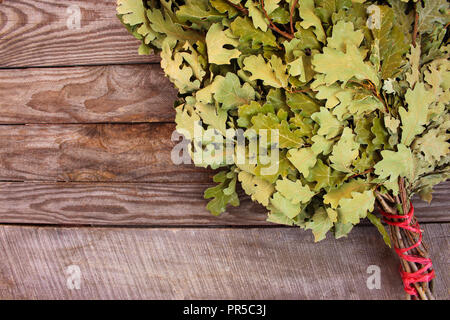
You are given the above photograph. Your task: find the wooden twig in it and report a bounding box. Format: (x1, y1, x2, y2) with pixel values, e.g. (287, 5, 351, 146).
(412, 10, 419, 47)
(380, 191, 395, 204)
(259, 0, 294, 40)
(375, 179, 435, 300)
(224, 0, 248, 15)
(289, 0, 299, 36)
(225, 0, 293, 40)
(349, 168, 374, 179)
(399, 178, 435, 300)
(289, 88, 312, 94)
(392, 192, 428, 300)
(348, 80, 389, 112)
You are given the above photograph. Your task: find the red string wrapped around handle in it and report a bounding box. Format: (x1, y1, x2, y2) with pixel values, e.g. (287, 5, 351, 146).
(379, 203, 435, 296)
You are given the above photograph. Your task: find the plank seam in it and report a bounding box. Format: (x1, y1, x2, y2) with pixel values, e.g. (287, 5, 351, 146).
(0, 121, 175, 126)
(0, 221, 446, 229)
(0, 61, 161, 70)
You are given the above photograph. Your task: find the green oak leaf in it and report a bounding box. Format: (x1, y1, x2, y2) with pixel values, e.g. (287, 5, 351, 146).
(250, 113, 304, 148)
(299, 0, 326, 43)
(287, 147, 317, 177)
(238, 101, 274, 128)
(264, 0, 281, 15)
(311, 135, 334, 156)
(275, 178, 315, 204)
(305, 207, 334, 242)
(195, 102, 228, 135)
(204, 170, 240, 215)
(243, 54, 289, 88)
(311, 107, 344, 139)
(238, 171, 275, 206)
(160, 39, 200, 94)
(324, 179, 369, 209)
(117, 0, 156, 43)
(210, 0, 239, 18)
(177, 0, 225, 24)
(270, 192, 302, 219)
(399, 83, 435, 146)
(175, 103, 201, 140)
(329, 127, 360, 173)
(214, 73, 256, 110)
(417, 0, 449, 35)
(312, 43, 380, 88)
(337, 190, 375, 225)
(206, 23, 241, 65)
(374, 144, 415, 182)
(371, 5, 410, 79)
(413, 128, 450, 163)
(306, 159, 341, 191)
(367, 212, 392, 248)
(286, 92, 320, 117)
(147, 7, 203, 43)
(327, 21, 364, 52)
(334, 222, 354, 239)
(246, 0, 268, 32)
(230, 17, 278, 48)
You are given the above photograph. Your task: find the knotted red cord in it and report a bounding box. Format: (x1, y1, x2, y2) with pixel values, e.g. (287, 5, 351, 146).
(379, 203, 435, 296)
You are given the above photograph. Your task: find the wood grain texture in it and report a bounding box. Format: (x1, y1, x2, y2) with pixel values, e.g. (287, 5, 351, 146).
(0, 181, 448, 226)
(0, 65, 176, 123)
(0, 123, 213, 182)
(0, 224, 448, 300)
(0, 0, 447, 302)
(0, 182, 267, 225)
(0, 0, 158, 67)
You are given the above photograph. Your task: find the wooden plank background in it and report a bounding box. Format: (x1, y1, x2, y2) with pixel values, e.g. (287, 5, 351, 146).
(0, 0, 448, 300)
(0, 123, 213, 182)
(0, 65, 177, 123)
(0, 224, 448, 300)
(0, 0, 158, 67)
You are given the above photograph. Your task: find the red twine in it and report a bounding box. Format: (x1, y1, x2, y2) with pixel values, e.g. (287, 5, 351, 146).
(379, 203, 435, 296)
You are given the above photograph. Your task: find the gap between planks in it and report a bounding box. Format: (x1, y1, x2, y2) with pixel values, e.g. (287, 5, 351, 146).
(0, 61, 160, 70)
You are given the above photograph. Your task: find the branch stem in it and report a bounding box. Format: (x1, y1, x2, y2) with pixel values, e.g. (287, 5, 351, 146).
(260, 0, 294, 40)
(224, 0, 248, 15)
(289, 0, 299, 35)
(412, 10, 419, 47)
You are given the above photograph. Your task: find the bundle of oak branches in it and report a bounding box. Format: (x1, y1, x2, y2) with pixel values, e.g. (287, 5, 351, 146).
(117, 0, 449, 299)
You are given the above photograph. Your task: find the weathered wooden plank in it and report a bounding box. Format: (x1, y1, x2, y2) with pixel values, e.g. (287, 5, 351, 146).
(414, 181, 450, 221)
(0, 224, 447, 299)
(0, 0, 157, 67)
(0, 123, 213, 182)
(0, 65, 176, 123)
(0, 181, 448, 226)
(0, 182, 267, 225)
